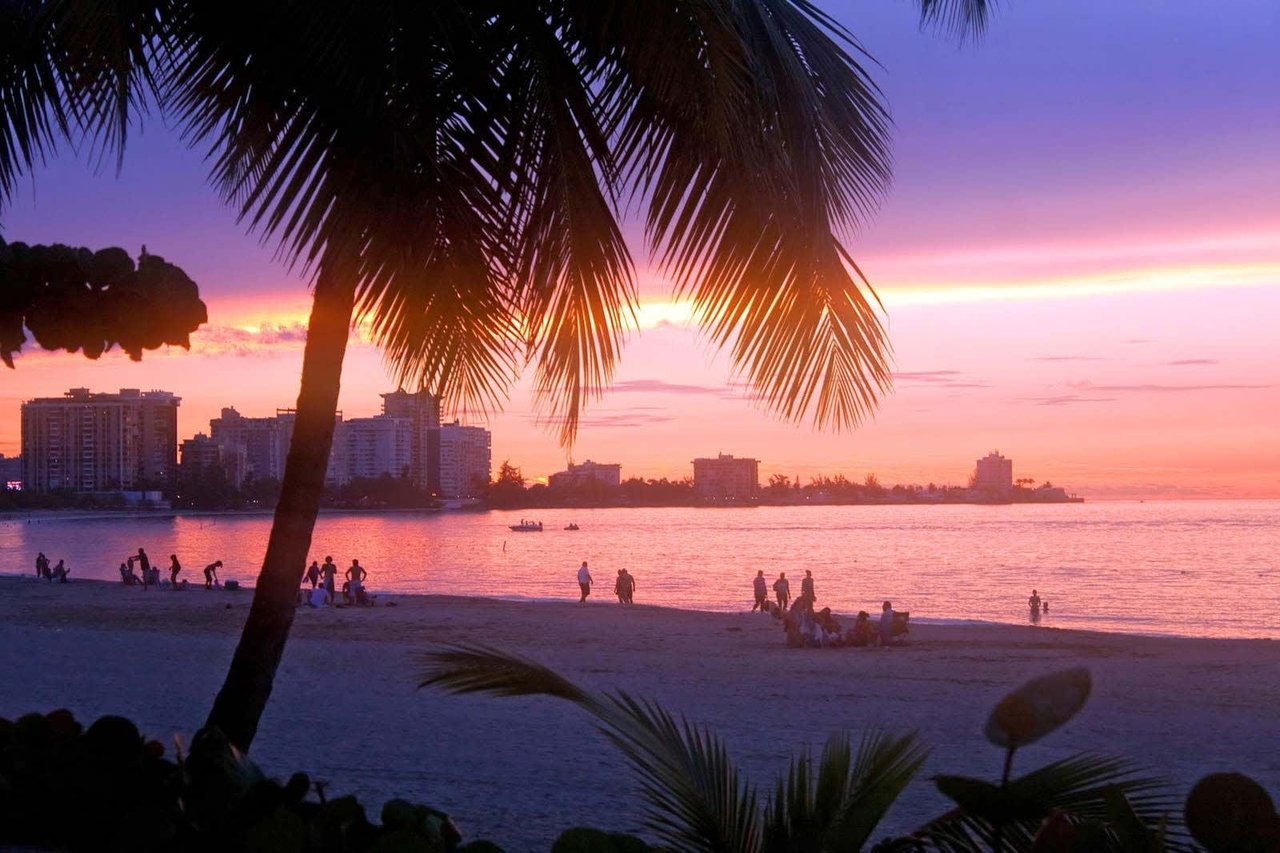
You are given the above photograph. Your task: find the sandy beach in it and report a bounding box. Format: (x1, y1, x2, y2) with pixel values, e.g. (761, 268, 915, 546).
(3, 576, 1279, 850)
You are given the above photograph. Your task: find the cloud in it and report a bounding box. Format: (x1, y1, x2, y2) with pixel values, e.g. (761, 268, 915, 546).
(191, 322, 311, 356)
(1028, 395, 1117, 406)
(1068, 381, 1270, 393)
(1166, 359, 1219, 366)
(578, 412, 677, 429)
(1029, 356, 1109, 362)
(891, 371, 991, 390)
(1122, 338, 1152, 344)
(605, 379, 734, 397)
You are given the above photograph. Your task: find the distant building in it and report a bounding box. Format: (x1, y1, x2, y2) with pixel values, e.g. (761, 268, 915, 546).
(974, 451, 1013, 493)
(437, 421, 491, 498)
(180, 433, 248, 488)
(380, 388, 440, 490)
(332, 416, 415, 484)
(21, 388, 180, 493)
(209, 406, 341, 483)
(549, 459, 622, 490)
(0, 454, 21, 489)
(692, 453, 759, 500)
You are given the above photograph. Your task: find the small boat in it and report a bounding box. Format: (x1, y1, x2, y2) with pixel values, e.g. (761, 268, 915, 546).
(564, 523, 580, 531)
(509, 521, 543, 532)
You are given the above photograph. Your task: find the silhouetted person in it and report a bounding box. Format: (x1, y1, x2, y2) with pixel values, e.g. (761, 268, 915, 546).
(135, 548, 152, 590)
(322, 556, 338, 604)
(169, 554, 182, 588)
(880, 600, 896, 647)
(203, 560, 222, 589)
(35, 552, 48, 579)
(49, 559, 69, 583)
(1028, 589, 1043, 622)
(577, 561, 592, 603)
(773, 572, 790, 610)
(345, 559, 368, 604)
(305, 560, 321, 589)
(752, 570, 768, 613)
(801, 569, 815, 601)
(615, 569, 635, 605)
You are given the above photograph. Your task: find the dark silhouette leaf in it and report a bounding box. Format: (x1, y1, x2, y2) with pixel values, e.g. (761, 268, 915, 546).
(985, 668, 1091, 749)
(1185, 773, 1279, 853)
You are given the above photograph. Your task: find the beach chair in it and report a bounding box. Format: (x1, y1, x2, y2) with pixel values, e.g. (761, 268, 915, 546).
(890, 612, 910, 644)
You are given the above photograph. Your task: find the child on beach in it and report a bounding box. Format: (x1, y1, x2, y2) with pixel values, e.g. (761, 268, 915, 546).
(204, 560, 222, 589)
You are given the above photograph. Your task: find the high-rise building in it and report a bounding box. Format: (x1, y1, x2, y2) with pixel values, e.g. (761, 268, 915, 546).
(437, 420, 491, 498)
(208, 406, 342, 483)
(0, 454, 22, 489)
(692, 453, 759, 500)
(21, 388, 180, 492)
(332, 416, 415, 484)
(380, 388, 440, 489)
(974, 450, 1013, 493)
(548, 459, 623, 490)
(179, 432, 248, 488)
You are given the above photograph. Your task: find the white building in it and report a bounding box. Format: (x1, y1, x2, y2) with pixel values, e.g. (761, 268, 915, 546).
(974, 451, 1013, 493)
(437, 421, 491, 498)
(332, 416, 415, 484)
(692, 453, 759, 500)
(548, 459, 622, 490)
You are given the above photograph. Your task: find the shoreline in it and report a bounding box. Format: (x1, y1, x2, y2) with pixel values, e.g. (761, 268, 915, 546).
(4, 575, 1279, 849)
(6, 576, 1273, 644)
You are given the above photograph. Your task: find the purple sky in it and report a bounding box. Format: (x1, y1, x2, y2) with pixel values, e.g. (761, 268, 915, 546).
(2, 0, 1278, 497)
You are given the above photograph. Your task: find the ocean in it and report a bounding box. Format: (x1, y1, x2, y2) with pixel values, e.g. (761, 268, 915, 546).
(3, 499, 1276, 639)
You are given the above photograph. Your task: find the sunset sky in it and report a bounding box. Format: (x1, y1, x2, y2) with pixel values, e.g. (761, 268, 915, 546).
(1, 0, 1277, 498)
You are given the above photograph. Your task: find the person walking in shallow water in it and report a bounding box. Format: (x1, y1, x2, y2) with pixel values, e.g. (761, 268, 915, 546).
(752, 570, 768, 613)
(614, 568, 635, 605)
(577, 561, 593, 603)
(1028, 589, 1043, 622)
(773, 572, 790, 611)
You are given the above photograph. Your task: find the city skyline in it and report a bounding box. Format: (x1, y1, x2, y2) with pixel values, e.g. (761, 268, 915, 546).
(2, 0, 1277, 499)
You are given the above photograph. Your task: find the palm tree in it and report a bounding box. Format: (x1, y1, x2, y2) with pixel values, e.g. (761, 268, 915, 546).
(1, 0, 991, 751)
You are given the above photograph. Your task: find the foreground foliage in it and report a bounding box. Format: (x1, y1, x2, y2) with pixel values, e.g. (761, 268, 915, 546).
(418, 651, 1217, 852)
(0, 710, 489, 852)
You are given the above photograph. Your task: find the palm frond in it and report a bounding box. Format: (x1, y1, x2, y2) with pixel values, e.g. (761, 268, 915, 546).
(419, 643, 760, 852)
(764, 730, 928, 851)
(0, 1, 67, 202)
(916, 0, 995, 41)
(915, 753, 1188, 852)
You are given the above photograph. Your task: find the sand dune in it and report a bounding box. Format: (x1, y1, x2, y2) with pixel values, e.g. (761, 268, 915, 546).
(3, 576, 1278, 850)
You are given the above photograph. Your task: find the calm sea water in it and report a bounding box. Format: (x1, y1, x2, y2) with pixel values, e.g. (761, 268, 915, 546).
(3, 500, 1276, 639)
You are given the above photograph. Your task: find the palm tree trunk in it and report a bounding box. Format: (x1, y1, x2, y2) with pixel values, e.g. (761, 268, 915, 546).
(205, 273, 355, 752)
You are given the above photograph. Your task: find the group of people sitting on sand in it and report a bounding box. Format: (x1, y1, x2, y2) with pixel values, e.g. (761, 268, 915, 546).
(34, 552, 70, 584)
(751, 569, 908, 648)
(299, 556, 375, 607)
(111, 548, 224, 591)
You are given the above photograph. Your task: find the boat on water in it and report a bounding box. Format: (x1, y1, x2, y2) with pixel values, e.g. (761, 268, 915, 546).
(509, 521, 544, 532)
(564, 523, 580, 531)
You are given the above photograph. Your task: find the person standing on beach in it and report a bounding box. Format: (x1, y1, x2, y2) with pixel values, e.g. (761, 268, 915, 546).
(752, 570, 768, 613)
(203, 560, 222, 589)
(773, 572, 790, 610)
(577, 561, 593, 603)
(615, 569, 635, 605)
(305, 560, 321, 589)
(169, 555, 182, 588)
(321, 556, 338, 604)
(879, 600, 896, 647)
(35, 552, 48, 579)
(801, 570, 816, 602)
(135, 548, 152, 590)
(346, 559, 368, 604)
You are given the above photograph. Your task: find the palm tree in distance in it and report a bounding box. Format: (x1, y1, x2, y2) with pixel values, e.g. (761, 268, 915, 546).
(0, 0, 990, 752)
